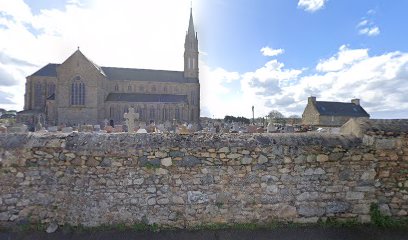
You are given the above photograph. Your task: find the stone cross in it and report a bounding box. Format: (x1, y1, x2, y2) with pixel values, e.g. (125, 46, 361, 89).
(124, 107, 139, 133)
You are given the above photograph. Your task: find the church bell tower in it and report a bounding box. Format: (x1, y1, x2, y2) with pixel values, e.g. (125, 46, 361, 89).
(184, 7, 199, 79)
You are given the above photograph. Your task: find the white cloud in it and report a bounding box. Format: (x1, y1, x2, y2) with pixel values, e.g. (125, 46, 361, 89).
(260, 47, 284, 57)
(316, 45, 368, 72)
(298, 0, 327, 12)
(359, 26, 380, 36)
(357, 11, 380, 37)
(202, 45, 408, 119)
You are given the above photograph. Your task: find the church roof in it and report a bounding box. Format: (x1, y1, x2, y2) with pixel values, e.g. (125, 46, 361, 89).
(106, 93, 188, 103)
(30, 64, 198, 83)
(314, 101, 370, 117)
(31, 63, 59, 77)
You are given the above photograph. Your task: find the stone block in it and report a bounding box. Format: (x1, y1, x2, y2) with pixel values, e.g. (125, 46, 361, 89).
(298, 204, 325, 217)
(187, 191, 209, 204)
(218, 147, 230, 153)
(346, 192, 364, 200)
(161, 157, 172, 167)
(360, 169, 376, 181)
(376, 139, 396, 150)
(317, 154, 329, 162)
(241, 157, 253, 165)
(326, 201, 351, 214)
(176, 156, 201, 167)
(258, 155, 268, 164)
(172, 196, 185, 204)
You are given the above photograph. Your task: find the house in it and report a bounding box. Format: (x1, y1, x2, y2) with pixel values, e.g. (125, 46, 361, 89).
(302, 96, 370, 127)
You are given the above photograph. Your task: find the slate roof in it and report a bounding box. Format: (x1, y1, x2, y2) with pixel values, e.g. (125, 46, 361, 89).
(31, 63, 58, 77)
(30, 64, 198, 83)
(106, 93, 188, 103)
(314, 101, 370, 117)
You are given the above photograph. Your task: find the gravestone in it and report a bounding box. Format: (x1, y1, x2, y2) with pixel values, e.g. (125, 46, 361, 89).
(62, 127, 73, 133)
(177, 125, 190, 135)
(47, 126, 58, 132)
(93, 125, 101, 132)
(139, 122, 146, 129)
(247, 125, 257, 134)
(104, 126, 113, 133)
(232, 122, 240, 132)
(156, 124, 165, 133)
(284, 126, 295, 133)
(267, 123, 276, 133)
(103, 119, 109, 128)
(136, 128, 147, 133)
(35, 121, 44, 132)
(124, 107, 139, 133)
(114, 125, 123, 133)
(80, 125, 93, 132)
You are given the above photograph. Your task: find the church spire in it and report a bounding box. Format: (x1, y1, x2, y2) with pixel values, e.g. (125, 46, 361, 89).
(187, 6, 195, 37)
(184, 6, 199, 79)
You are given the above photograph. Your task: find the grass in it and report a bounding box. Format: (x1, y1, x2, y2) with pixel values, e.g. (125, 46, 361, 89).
(3, 208, 408, 234)
(370, 203, 408, 228)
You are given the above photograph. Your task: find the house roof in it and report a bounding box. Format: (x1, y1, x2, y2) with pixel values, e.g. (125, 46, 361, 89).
(30, 63, 199, 83)
(314, 101, 370, 117)
(106, 93, 188, 103)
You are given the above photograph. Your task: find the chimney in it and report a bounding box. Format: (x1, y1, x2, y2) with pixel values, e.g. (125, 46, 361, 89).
(308, 96, 316, 104)
(351, 99, 360, 106)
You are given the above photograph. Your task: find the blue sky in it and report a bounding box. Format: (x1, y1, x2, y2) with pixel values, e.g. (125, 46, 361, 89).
(0, 0, 408, 119)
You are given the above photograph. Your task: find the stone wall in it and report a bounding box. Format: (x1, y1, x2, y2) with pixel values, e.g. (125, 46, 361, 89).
(0, 131, 407, 227)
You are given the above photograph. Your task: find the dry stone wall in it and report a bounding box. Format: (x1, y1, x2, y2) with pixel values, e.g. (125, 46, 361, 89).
(0, 132, 407, 227)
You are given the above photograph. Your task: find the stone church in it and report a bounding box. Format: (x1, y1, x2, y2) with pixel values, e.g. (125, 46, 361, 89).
(19, 9, 200, 127)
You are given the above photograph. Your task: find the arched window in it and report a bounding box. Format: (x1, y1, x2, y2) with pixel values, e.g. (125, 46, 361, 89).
(71, 77, 85, 105)
(175, 108, 180, 120)
(34, 83, 43, 107)
(128, 85, 132, 91)
(149, 107, 155, 120)
(114, 84, 119, 91)
(47, 83, 55, 98)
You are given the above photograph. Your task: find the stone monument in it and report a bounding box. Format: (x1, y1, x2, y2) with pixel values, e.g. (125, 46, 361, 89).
(124, 107, 139, 133)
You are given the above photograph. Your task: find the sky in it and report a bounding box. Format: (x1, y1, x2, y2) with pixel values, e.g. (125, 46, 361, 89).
(0, 0, 408, 119)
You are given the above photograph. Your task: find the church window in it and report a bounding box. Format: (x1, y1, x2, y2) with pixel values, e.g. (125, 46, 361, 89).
(114, 85, 119, 91)
(175, 108, 180, 120)
(128, 85, 132, 91)
(34, 83, 43, 107)
(149, 107, 155, 120)
(71, 80, 85, 105)
(47, 83, 55, 98)
(192, 58, 195, 69)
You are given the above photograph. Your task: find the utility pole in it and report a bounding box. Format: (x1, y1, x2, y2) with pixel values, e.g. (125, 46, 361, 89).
(252, 106, 254, 125)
